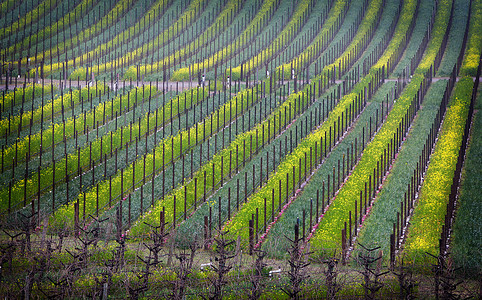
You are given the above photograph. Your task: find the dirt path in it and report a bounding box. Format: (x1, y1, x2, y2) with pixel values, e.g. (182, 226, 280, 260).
(1, 76, 480, 91)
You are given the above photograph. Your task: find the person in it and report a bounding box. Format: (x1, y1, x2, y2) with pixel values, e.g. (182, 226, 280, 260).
(88, 72, 95, 87)
(226, 76, 230, 89)
(113, 73, 119, 90)
(202, 74, 205, 86)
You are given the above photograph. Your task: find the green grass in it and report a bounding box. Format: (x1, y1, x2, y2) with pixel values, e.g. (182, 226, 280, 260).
(436, 0, 470, 76)
(0, 83, 55, 122)
(128, 83, 315, 238)
(450, 85, 482, 276)
(280, 0, 348, 76)
(125, 0, 240, 80)
(170, 0, 281, 81)
(0, 87, 137, 188)
(309, 0, 427, 254)
(172, 83, 341, 248)
(460, 0, 482, 76)
(355, 79, 448, 258)
(229, 0, 315, 80)
(8, 88, 220, 222)
(16, 0, 134, 64)
(390, 0, 435, 77)
(263, 81, 396, 258)
(33, 0, 183, 78)
(261, 0, 403, 257)
(340, 0, 401, 80)
(95, 84, 287, 238)
(403, 77, 473, 264)
(0, 84, 105, 140)
(0, 0, 61, 41)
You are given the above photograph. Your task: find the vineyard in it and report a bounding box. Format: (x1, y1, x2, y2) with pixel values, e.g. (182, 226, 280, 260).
(0, 0, 481, 298)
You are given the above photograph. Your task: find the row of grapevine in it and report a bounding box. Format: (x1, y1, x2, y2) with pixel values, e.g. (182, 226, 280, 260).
(8, 0, 137, 63)
(0, 85, 215, 215)
(219, 0, 410, 250)
(276, 0, 349, 77)
(220, 0, 391, 247)
(0, 0, 61, 40)
(129, 0, 392, 244)
(450, 0, 482, 274)
(460, 0, 482, 76)
(260, 0, 406, 256)
(309, 0, 452, 256)
(124, 0, 249, 80)
(127, 0, 383, 243)
(0, 0, 479, 282)
(0, 83, 55, 117)
(169, 0, 282, 81)
(172, 0, 399, 242)
(355, 0, 473, 263)
(229, 0, 317, 80)
(28, 0, 186, 77)
(49, 83, 264, 231)
(129, 81, 335, 237)
(404, 74, 477, 262)
(0, 84, 105, 140)
(3, 0, 99, 59)
(0, 0, 17, 16)
(77, 0, 211, 80)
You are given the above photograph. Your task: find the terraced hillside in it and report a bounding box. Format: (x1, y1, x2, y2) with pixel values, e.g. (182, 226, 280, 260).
(0, 0, 481, 298)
